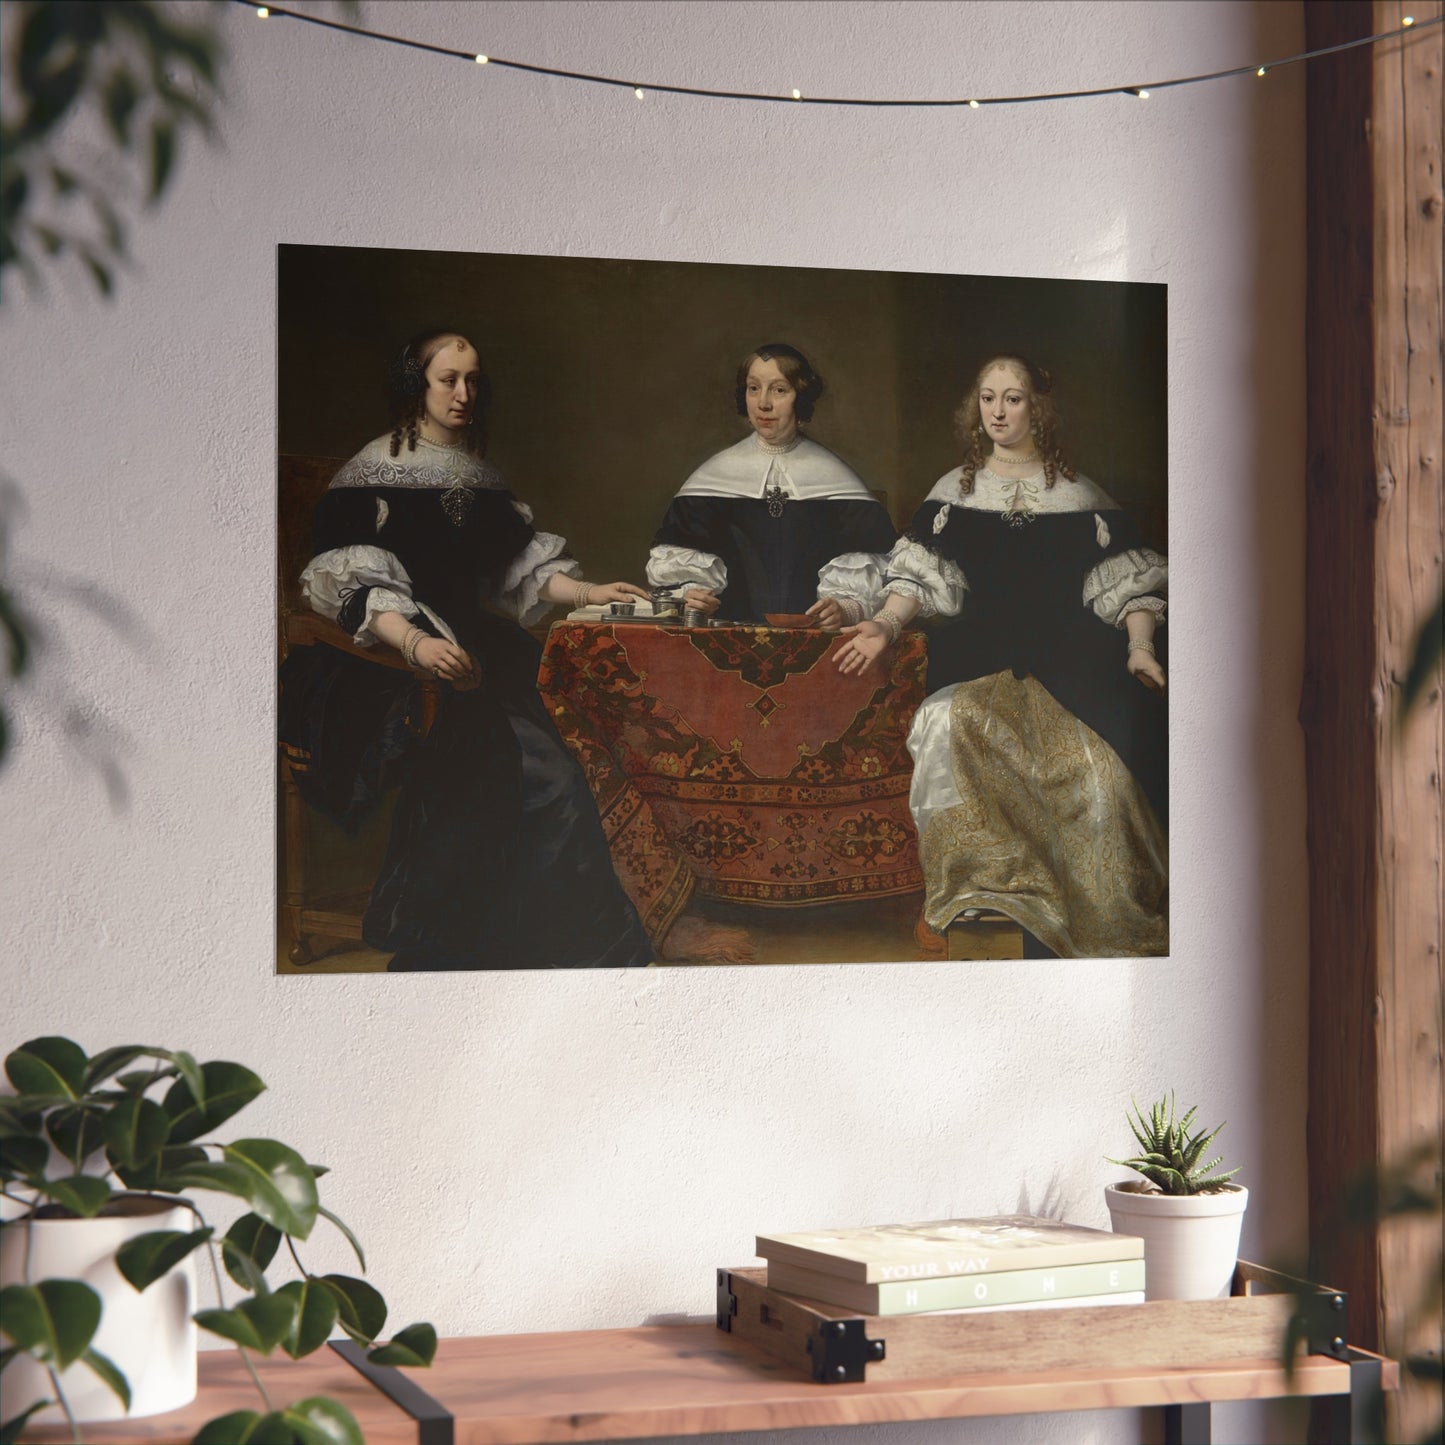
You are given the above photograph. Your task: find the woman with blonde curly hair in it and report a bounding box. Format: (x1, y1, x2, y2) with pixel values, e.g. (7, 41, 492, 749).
(832, 354, 1169, 959)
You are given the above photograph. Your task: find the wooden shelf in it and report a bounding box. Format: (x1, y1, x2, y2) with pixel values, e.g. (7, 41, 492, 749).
(19, 1320, 1398, 1445)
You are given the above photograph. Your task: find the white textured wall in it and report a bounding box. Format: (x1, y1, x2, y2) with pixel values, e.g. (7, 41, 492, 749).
(1, 3, 1307, 1442)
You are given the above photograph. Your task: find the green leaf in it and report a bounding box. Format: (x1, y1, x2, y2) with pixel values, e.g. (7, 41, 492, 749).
(6, 1037, 87, 1098)
(46, 1103, 108, 1167)
(162, 1061, 264, 1144)
(317, 1275, 386, 1346)
(116, 1226, 213, 1291)
(193, 1410, 298, 1445)
(276, 1278, 339, 1359)
(103, 1094, 171, 1169)
(282, 1397, 365, 1445)
(85, 1046, 199, 1105)
(81, 1346, 131, 1409)
(0, 1280, 101, 1367)
(317, 1205, 365, 1273)
(222, 1213, 281, 1289)
(195, 1292, 298, 1355)
(114, 1141, 207, 1192)
(0, 1400, 53, 1444)
(367, 1322, 437, 1368)
(220, 1139, 318, 1240)
(36, 1173, 112, 1216)
(0, 1134, 48, 1180)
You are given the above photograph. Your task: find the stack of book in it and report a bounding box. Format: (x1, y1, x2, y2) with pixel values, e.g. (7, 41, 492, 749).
(756, 1215, 1145, 1316)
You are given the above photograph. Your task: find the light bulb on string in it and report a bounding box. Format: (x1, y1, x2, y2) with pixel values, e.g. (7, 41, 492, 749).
(255, 4, 268, 14)
(968, 99, 979, 109)
(1257, 66, 1267, 77)
(1136, 89, 1149, 100)
(1403, 14, 1415, 24)
(475, 53, 488, 64)
(634, 86, 645, 100)
(791, 88, 802, 100)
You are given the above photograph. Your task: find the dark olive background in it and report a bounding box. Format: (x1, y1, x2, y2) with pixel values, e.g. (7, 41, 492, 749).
(278, 245, 1167, 586)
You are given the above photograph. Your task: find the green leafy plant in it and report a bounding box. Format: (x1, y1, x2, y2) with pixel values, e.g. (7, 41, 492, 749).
(1107, 1091, 1242, 1196)
(0, 1036, 436, 1444)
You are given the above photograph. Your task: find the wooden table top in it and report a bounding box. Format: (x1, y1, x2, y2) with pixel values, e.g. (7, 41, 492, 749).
(20, 1322, 1398, 1445)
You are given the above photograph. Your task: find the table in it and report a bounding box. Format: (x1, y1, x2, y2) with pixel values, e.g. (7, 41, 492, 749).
(22, 1321, 1396, 1445)
(537, 623, 928, 941)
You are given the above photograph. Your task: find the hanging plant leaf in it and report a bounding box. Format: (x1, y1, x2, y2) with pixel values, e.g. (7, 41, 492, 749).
(276, 1277, 339, 1359)
(79, 1346, 131, 1409)
(317, 1206, 365, 1273)
(222, 1212, 282, 1289)
(86, 1046, 202, 1109)
(220, 1139, 318, 1240)
(45, 1103, 107, 1167)
(317, 1274, 386, 1346)
(162, 1061, 263, 1143)
(0, 1280, 101, 1368)
(35, 1173, 112, 1217)
(6, 1036, 87, 1099)
(0, 1134, 49, 1181)
(282, 1396, 365, 1445)
(115, 1226, 213, 1291)
(367, 1322, 438, 1369)
(114, 1141, 207, 1192)
(102, 1094, 170, 1169)
(195, 1291, 299, 1355)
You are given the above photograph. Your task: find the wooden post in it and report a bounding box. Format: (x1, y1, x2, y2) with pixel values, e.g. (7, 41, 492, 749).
(1303, 3, 1443, 1439)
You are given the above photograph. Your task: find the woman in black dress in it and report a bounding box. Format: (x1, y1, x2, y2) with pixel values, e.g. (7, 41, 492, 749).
(832, 355, 1168, 958)
(646, 343, 897, 626)
(280, 330, 653, 970)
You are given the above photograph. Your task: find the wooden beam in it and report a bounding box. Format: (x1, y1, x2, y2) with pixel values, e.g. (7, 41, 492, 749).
(1304, 2, 1444, 1439)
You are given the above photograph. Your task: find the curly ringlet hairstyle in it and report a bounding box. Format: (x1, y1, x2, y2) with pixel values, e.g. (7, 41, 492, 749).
(953, 353, 1077, 494)
(734, 342, 825, 425)
(388, 328, 493, 458)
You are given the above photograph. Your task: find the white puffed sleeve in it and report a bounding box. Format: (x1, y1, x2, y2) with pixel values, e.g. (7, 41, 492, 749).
(646, 544, 728, 595)
(300, 546, 457, 645)
(881, 538, 968, 620)
(817, 552, 888, 625)
(1082, 548, 1168, 627)
(496, 501, 581, 628)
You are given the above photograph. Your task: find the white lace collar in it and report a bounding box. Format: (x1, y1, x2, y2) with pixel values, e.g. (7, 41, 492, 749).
(924, 465, 1118, 514)
(675, 433, 874, 502)
(329, 433, 510, 492)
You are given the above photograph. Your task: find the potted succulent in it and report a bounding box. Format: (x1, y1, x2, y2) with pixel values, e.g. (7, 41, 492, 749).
(1104, 1091, 1248, 1301)
(0, 1035, 436, 1443)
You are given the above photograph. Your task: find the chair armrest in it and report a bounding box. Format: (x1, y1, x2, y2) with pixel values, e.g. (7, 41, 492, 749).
(283, 609, 412, 673)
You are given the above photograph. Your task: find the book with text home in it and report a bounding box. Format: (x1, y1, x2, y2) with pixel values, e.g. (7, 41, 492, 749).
(756, 1215, 1143, 1284)
(766, 1256, 1146, 1315)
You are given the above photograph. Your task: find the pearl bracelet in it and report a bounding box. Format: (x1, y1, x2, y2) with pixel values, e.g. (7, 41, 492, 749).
(873, 607, 904, 645)
(1128, 638, 1156, 656)
(576, 581, 594, 608)
(402, 626, 424, 668)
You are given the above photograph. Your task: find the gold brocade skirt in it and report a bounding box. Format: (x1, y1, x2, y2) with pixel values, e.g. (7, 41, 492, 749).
(919, 672, 1169, 958)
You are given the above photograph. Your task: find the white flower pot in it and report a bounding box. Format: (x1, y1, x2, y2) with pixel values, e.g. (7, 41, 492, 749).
(0, 1194, 198, 1423)
(1104, 1181, 1249, 1301)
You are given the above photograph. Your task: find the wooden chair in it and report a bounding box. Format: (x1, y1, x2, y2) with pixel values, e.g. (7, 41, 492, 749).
(276, 455, 439, 965)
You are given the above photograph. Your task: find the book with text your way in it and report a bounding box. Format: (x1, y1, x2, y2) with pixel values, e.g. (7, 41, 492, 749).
(756, 1215, 1144, 1284)
(765, 1256, 1146, 1316)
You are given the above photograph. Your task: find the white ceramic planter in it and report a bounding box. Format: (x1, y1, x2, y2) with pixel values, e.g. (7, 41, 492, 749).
(0, 1194, 198, 1423)
(1104, 1181, 1249, 1301)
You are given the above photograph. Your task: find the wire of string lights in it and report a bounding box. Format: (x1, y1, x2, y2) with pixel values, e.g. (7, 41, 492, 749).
(238, 2, 1436, 108)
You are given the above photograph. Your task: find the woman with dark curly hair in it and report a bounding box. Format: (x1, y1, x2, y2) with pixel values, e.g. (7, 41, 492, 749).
(646, 342, 896, 626)
(279, 329, 653, 969)
(832, 354, 1169, 959)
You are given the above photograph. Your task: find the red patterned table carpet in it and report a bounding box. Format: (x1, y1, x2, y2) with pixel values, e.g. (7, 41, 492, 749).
(537, 622, 928, 942)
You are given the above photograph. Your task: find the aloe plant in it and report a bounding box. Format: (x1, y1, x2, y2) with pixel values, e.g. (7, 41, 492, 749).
(0, 1035, 435, 1444)
(1108, 1091, 1242, 1196)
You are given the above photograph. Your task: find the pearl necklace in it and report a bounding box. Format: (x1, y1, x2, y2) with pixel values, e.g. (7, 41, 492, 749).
(756, 433, 802, 456)
(418, 431, 465, 450)
(989, 450, 1040, 468)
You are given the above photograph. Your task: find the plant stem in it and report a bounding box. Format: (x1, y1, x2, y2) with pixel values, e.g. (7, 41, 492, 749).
(44, 1364, 81, 1445)
(201, 1227, 273, 1412)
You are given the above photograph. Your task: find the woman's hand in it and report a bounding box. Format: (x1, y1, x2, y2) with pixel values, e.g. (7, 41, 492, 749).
(585, 581, 650, 607)
(682, 587, 721, 616)
(414, 636, 481, 690)
(832, 620, 892, 676)
(1127, 650, 1166, 692)
(806, 596, 849, 631)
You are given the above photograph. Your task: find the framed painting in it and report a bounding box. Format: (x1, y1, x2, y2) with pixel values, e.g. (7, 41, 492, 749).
(276, 245, 1167, 972)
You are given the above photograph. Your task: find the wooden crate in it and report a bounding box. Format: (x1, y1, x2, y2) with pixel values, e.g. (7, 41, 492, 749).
(718, 1261, 1353, 1384)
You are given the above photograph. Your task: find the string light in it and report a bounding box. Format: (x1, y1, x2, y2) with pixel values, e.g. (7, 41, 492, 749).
(235, 2, 1440, 111)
